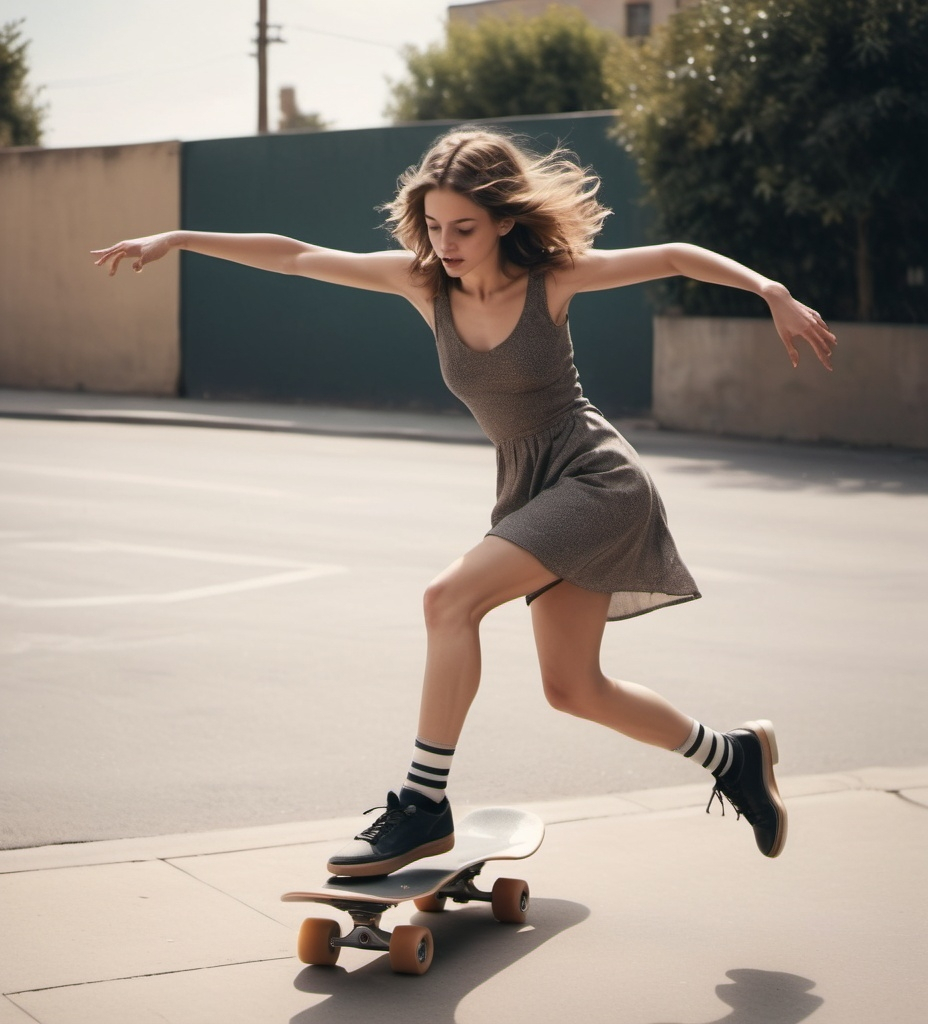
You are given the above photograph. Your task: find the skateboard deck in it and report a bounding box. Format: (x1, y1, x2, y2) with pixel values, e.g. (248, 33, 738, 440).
(281, 806, 544, 975)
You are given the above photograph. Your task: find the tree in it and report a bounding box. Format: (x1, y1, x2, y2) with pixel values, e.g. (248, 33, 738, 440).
(611, 0, 928, 323)
(385, 5, 621, 123)
(0, 20, 45, 147)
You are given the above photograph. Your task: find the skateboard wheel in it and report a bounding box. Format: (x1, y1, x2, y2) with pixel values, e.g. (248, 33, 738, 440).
(297, 917, 341, 966)
(491, 877, 530, 924)
(414, 893, 447, 913)
(389, 925, 434, 975)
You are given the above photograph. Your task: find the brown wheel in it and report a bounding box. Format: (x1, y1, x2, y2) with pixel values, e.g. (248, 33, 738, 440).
(491, 877, 530, 924)
(389, 925, 434, 975)
(297, 917, 341, 966)
(414, 892, 447, 913)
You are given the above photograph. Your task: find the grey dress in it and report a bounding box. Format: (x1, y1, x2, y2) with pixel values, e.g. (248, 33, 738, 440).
(433, 271, 700, 621)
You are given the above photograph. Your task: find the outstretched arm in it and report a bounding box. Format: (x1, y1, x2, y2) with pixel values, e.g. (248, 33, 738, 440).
(91, 230, 421, 300)
(556, 243, 837, 371)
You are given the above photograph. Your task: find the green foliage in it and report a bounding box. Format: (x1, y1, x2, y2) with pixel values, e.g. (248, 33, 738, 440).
(386, 5, 621, 122)
(611, 0, 928, 322)
(0, 19, 45, 147)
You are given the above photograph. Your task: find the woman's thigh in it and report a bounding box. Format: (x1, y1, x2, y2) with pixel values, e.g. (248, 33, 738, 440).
(530, 581, 610, 683)
(425, 535, 558, 624)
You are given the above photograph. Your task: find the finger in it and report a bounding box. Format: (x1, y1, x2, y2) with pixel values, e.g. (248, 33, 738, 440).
(808, 327, 835, 371)
(780, 332, 800, 368)
(818, 340, 835, 370)
(109, 252, 125, 276)
(133, 255, 144, 273)
(811, 312, 836, 346)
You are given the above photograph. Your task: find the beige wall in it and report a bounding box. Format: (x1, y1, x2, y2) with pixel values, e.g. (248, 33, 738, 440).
(653, 317, 928, 449)
(0, 141, 181, 395)
(449, 0, 696, 35)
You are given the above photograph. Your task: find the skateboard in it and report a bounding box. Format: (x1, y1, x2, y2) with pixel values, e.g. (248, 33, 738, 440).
(281, 806, 545, 975)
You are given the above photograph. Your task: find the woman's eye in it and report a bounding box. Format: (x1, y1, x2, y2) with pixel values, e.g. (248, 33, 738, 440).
(458, 229, 473, 237)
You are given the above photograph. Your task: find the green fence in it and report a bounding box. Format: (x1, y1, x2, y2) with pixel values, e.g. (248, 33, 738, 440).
(181, 113, 652, 414)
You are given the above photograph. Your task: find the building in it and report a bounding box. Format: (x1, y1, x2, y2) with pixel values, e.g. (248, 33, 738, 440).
(449, 0, 699, 39)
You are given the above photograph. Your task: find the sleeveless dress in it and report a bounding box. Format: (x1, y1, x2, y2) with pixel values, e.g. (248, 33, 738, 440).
(433, 272, 700, 621)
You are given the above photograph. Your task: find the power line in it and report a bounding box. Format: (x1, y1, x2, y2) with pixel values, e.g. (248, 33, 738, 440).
(286, 24, 402, 53)
(44, 53, 243, 90)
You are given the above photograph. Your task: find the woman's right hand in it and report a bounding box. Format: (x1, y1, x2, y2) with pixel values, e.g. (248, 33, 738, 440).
(91, 231, 177, 276)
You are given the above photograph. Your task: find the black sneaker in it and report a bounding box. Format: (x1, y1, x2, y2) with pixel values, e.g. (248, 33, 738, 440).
(708, 720, 788, 858)
(327, 788, 454, 877)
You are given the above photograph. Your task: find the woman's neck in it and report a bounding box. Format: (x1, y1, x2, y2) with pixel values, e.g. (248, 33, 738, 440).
(455, 259, 524, 302)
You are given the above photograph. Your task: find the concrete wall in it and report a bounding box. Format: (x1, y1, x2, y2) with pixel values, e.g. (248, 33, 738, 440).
(653, 316, 928, 449)
(0, 142, 181, 395)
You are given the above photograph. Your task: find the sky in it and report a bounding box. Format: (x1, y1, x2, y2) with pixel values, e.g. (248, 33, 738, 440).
(3, 0, 457, 149)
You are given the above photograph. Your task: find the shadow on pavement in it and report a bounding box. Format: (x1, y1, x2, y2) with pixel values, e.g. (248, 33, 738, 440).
(632, 429, 928, 497)
(651, 968, 824, 1024)
(289, 897, 589, 1023)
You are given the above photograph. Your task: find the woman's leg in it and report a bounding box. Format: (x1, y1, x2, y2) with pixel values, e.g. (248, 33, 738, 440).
(530, 581, 693, 749)
(327, 536, 556, 876)
(416, 535, 557, 747)
(530, 582, 787, 858)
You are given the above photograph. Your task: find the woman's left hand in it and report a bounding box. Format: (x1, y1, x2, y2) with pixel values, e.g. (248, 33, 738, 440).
(764, 282, 837, 371)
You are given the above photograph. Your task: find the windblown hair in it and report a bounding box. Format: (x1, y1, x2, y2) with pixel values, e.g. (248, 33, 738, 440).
(383, 127, 611, 294)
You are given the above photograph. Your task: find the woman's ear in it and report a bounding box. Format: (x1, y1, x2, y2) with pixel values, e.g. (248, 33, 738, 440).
(497, 217, 515, 237)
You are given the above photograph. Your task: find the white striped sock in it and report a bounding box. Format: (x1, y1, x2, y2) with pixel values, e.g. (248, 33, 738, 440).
(404, 738, 455, 802)
(676, 720, 735, 778)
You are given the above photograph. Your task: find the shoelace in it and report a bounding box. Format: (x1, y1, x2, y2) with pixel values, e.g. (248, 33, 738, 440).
(706, 781, 744, 822)
(355, 803, 415, 842)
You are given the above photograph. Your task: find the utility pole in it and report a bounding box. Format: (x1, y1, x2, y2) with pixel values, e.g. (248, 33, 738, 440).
(254, 0, 284, 134)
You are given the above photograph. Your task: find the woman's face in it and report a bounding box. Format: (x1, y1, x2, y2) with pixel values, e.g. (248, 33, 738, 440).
(423, 188, 513, 279)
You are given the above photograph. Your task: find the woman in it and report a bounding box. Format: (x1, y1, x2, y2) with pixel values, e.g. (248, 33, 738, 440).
(93, 127, 836, 875)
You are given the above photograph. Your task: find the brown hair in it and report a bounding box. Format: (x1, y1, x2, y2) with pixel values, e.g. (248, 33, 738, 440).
(382, 127, 610, 294)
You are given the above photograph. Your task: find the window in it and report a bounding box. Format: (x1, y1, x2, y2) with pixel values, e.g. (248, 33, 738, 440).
(626, 2, 652, 38)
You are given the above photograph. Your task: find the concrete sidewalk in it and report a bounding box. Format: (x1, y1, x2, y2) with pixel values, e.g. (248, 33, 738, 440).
(1, 766, 926, 1023)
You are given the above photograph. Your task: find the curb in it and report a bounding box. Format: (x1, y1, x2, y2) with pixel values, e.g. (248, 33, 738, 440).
(0, 407, 492, 445)
(0, 391, 493, 446)
(2, 764, 925, 876)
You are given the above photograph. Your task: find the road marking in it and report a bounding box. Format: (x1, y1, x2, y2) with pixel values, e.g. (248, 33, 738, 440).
(16, 540, 320, 570)
(0, 462, 289, 498)
(0, 539, 346, 608)
(0, 567, 345, 608)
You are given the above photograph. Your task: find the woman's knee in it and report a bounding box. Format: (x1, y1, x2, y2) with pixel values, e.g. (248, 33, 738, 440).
(541, 669, 601, 718)
(422, 573, 482, 631)
(542, 674, 575, 714)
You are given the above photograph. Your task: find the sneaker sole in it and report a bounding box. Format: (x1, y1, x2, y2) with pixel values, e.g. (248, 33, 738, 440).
(327, 833, 455, 878)
(741, 719, 788, 857)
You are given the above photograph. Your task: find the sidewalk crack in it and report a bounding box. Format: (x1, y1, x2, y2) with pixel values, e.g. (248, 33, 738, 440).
(893, 790, 928, 811)
(5, 957, 294, 997)
(161, 857, 288, 927)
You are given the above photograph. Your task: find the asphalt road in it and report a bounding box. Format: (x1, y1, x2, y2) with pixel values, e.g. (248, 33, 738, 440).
(2, 417, 926, 848)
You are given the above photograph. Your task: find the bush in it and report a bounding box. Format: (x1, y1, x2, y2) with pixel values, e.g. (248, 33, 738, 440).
(611, 0, 928, 323)
(386, 5, 622, 122)
(0, 19, 45, 147)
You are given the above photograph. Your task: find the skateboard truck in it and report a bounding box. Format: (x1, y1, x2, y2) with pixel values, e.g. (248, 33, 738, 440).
(327, 902, 393, 954)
